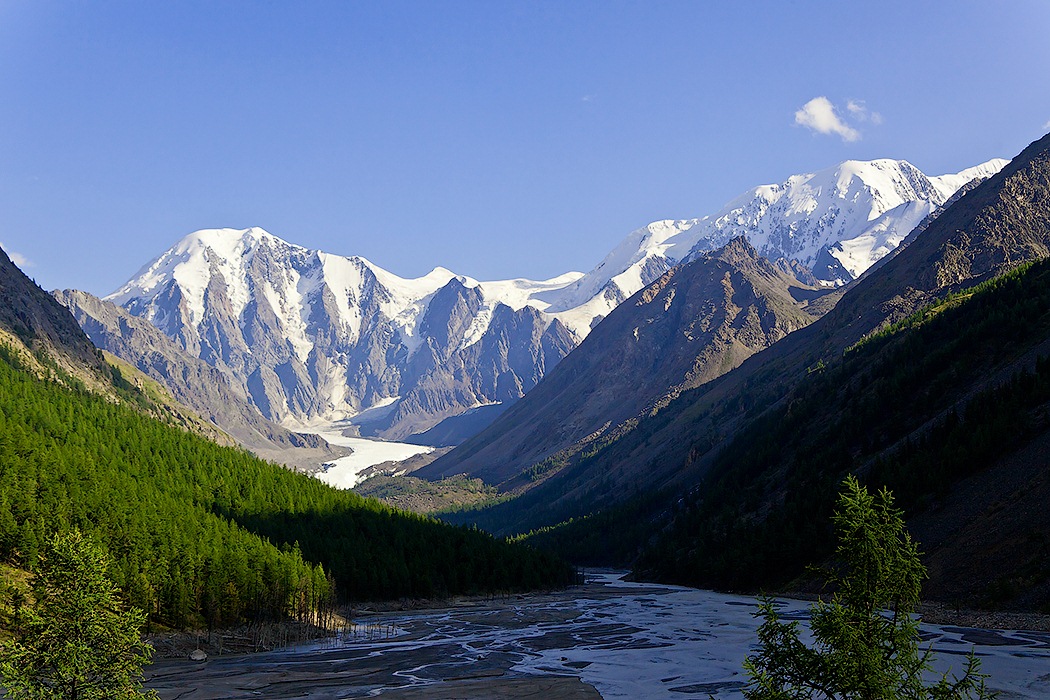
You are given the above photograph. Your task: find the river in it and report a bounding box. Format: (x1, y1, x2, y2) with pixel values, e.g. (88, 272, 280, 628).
(146, 572, 1050, 698)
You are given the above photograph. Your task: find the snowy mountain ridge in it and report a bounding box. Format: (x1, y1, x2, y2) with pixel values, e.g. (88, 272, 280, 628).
(678, 157, 1009, 282)
(542, 157, 1007, 327)
(107, 227, 581, 437)
(109, 227, 583, 360)
(103, 156, 1006, 438)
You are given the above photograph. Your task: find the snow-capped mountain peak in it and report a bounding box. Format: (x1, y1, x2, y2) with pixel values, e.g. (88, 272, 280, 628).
(529, 157, 1008, 333)
(676, 156, 1008, 283)
(104, 155, 1006, 438)
(106, 227, 583, 436)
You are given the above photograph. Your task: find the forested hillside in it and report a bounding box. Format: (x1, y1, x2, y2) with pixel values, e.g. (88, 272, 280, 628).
(0, 343, 573, 631)
(635, 257, 1050, 607)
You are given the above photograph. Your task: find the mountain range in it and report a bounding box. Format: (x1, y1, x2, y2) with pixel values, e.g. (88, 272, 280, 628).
(76, 157, 1004, 449)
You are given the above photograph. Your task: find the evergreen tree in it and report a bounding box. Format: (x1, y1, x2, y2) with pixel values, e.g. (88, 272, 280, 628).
(0, 345, 572, 626)
(744, 477, 993, 699)
(0, 530, 157, 700)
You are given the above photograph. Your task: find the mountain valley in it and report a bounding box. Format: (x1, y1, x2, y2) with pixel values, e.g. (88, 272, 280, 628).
(458, 132, 1050, 612)
(5, 136, 1047, 634)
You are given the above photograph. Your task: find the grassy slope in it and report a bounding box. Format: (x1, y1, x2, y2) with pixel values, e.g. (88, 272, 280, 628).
(354, 475, 502, 514)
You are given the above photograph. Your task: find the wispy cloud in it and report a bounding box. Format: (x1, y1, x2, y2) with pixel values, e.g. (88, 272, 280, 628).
(581, 94, 596, 103)
(794, 96, 861, 142)
(846, 99, 883, 125)
(1043, 119, 1050, 131)
(0, 241, 32, 269)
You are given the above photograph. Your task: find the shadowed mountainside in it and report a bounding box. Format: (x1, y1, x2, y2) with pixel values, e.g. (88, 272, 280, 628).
(444, 133, 1050, 610)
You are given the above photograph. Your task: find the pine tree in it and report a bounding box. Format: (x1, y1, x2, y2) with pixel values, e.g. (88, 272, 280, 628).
(744, 477, 994, 699)
(0, 530, 157, 699)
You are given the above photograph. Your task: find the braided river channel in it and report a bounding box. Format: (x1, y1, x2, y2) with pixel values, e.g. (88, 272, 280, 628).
(147, 571, 1050, 699)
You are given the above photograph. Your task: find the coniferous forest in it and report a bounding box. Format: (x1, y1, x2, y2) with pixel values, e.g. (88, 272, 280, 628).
(0, 344, 573, 631)
(633, 257, 1050, 600)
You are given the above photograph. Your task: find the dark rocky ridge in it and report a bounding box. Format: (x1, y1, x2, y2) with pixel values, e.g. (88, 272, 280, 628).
(0, 246, 106, 377)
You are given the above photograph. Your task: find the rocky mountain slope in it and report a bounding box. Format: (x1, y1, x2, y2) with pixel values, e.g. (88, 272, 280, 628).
(420, 237, 833, 485)
(0, 246, 107, 380)
(454, 132, 1050, 609)
(98, 159, 1002, 443)
(54, 290, 342, 470)
(0, 245, 239, 446)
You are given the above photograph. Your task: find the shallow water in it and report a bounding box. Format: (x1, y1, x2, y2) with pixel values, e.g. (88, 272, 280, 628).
(147, 572, 1050, 699)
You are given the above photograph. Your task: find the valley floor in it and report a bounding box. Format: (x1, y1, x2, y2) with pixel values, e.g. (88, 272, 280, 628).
(144, 572, 1050, 699)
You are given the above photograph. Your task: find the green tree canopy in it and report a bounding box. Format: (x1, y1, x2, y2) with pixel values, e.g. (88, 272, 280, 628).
(744, 476, 993, 699)
(0, 530, 157, 700)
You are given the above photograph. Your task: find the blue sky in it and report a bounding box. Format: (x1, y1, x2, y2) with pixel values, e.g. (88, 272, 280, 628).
(1, 1, 1048, 295)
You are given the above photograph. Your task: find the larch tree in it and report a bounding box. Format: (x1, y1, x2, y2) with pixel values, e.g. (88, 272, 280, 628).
(744, 476, 994, 699)
(0, 529, 157, 700)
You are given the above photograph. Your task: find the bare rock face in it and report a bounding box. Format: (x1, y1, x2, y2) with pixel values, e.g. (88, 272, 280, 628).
(54, 289, 343, 471)
(377, 299, 578, 440)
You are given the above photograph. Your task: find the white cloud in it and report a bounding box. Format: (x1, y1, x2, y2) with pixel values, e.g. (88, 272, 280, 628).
(581, 94, 596, 103)
(1043, 119, 1050, 131)
(0, 241, 32, 268)
(795, 96, 861, 142)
